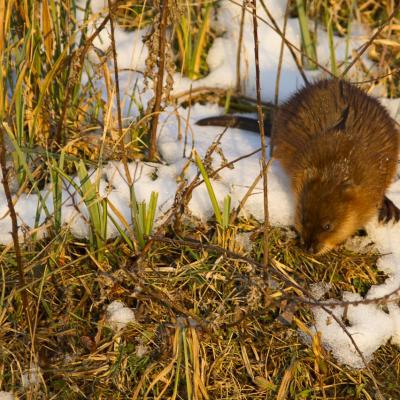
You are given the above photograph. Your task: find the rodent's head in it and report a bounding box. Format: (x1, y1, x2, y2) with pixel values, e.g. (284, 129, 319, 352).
(295, 177, 360, 255)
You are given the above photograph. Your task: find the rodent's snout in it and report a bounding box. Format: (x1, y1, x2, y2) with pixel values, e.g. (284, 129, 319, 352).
(300, 235, 324, 255)
(299, 237, 312, 253)
(301, 239, 316, 254)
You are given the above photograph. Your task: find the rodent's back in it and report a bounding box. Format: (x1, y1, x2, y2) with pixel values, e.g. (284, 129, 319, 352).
(271, 79, 399, 187)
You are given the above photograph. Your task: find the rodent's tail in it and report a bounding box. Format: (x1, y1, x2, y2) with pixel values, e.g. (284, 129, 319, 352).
(196, 115, 271, 136)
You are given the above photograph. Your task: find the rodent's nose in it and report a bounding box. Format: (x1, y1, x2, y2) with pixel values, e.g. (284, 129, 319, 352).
(306, 244, 315, 253)
(300, 237, 315, 253)
(301, 239, 317, 254)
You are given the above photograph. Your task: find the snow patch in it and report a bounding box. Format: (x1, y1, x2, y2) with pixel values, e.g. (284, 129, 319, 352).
(106, 301, 136, 330)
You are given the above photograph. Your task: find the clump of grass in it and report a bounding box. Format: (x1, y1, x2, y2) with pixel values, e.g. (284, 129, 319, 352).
(130, 188, 159, 250)
(174, 1, 214, 80)
(76, 161, 108, 260)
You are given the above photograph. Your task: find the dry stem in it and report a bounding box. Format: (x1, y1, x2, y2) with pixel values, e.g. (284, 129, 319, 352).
(251, 0, 269, 279)
(107, 0, 132, 186)
(0, 126, 32, 335)
(149, 0, 169, 161)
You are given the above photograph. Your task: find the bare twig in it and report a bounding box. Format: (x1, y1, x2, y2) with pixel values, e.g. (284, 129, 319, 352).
(107, 0, 132, 186)
(284, 287, 400, 308)
(148, 0, 169, 161)
(350, 66, 400, 85)
(236, 0, 246, 93)
(274, 0, 290, 105)
(173, 122, 235, 232)
(229, 171, 262, 223)
(0, 126, 32, 335)
(183, 85, 193, 157)
(209, 147, 261, 180)
(251, 0, 269, 280)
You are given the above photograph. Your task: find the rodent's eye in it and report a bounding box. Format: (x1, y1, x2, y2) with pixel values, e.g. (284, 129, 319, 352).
(323, 223, 332, 231)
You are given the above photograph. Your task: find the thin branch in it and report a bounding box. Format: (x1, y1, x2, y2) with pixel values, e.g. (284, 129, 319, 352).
(151, 235, 400, 308)
(149, 0, 169, 161)
(229, 171, 262, 224)
(0, 126, 32, 336)
(274, 0, 290, 105)
(251, 0, 269, 280)
(199, 147, 261, 187)
(107, 0, 132, 186)
(283, 287, 400, 308)
(236, 1, 246, 93)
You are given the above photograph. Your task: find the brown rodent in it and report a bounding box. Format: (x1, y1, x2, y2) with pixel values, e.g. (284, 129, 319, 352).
(196, 79, 400, 254)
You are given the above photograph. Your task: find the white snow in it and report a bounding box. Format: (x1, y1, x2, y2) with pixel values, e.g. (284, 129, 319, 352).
(2, 0, 400, 369)
(106, 301, 136, 330)
(136, 342, 149, 358)
(0, 392, 15, 400)
(312, 292, 395, 368)
(21, 366, 42, 388)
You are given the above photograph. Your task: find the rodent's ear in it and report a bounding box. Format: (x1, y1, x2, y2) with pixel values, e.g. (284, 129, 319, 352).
(343, 177, 354, 186)
(332, 106, 350, 131)
(343, 180, 360, 197)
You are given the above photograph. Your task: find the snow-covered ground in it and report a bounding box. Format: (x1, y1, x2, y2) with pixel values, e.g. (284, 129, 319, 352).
(2, 0, 400, 368)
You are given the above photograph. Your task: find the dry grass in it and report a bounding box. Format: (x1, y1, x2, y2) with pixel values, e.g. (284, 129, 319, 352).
(1, 225, 399, 399)
(1, 0, 400, 399)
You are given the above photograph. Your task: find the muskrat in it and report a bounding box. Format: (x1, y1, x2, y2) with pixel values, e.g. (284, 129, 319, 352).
(197, 79, 400, 254)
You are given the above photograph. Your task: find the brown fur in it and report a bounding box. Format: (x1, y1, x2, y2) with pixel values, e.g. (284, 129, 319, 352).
(272, 79, 399, 254)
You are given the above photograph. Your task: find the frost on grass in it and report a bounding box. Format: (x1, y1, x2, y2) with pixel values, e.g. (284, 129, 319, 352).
(106, 301, 136, 331)
(1, 0, 400, 369)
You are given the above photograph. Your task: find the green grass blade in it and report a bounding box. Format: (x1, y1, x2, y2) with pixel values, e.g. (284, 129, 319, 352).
(191, 2, 212, 79)
(296, 0, 317, 70)
(194, 150, 222, 225)
(130, 186, 145, 249)
(324, 1, 337, 76)
(222, 195, 231, 229)
(145, 191, 159, 236)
